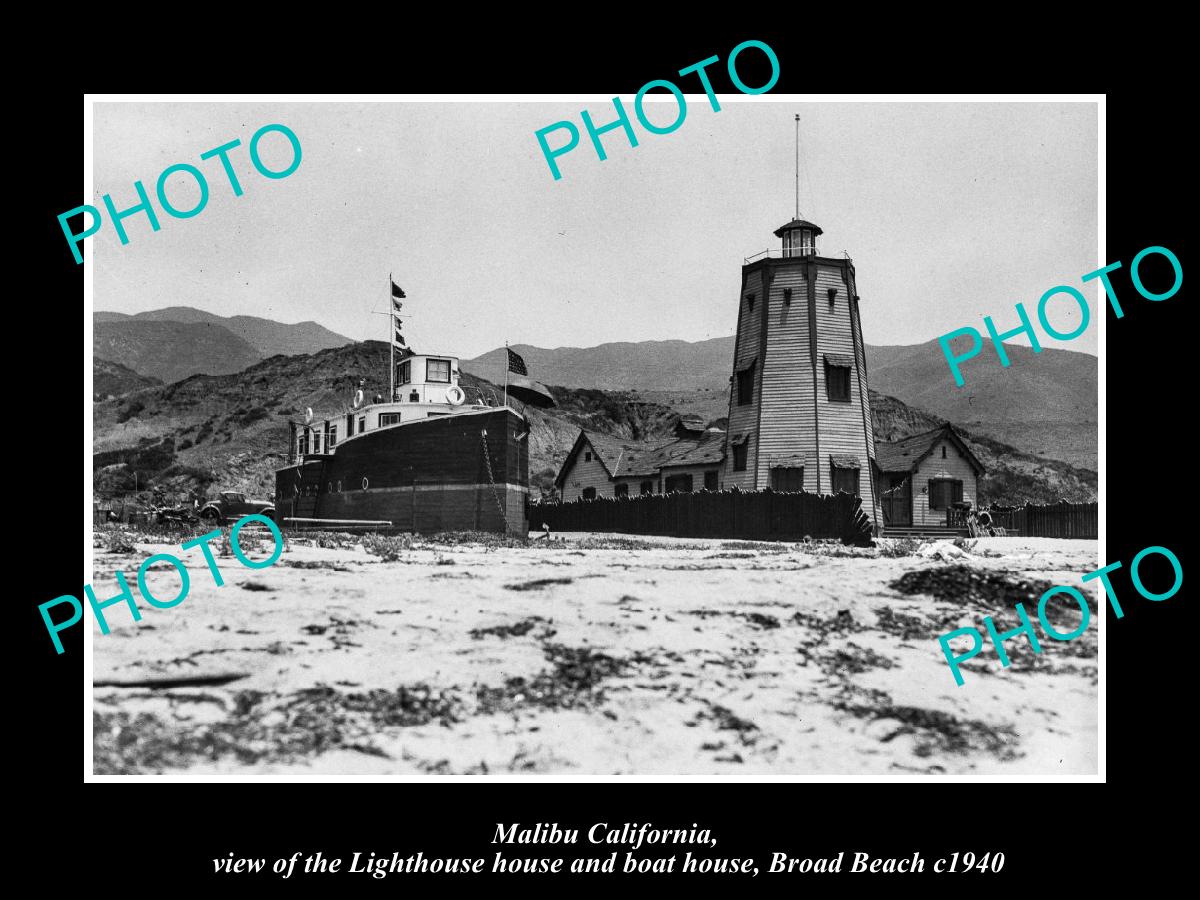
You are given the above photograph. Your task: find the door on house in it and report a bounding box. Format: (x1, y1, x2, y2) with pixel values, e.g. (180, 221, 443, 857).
(881, 474, 912, 526)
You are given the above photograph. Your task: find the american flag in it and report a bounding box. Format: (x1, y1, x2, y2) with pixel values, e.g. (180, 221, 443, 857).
(507, 348, 527, 376)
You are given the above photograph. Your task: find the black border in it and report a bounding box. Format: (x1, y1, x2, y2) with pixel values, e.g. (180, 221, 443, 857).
(23, 29, 1188, 891)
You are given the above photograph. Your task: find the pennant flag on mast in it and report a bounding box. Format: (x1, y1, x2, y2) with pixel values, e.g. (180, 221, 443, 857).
(390, 278, 407, 348)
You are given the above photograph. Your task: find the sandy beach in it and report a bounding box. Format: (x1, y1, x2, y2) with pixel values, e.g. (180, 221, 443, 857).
(91, 530, 1098, 776)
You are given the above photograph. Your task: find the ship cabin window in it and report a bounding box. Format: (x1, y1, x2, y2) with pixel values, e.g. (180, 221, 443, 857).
(379, 413, 402, 427)
(398, 360, 411, 385)
(409, 390, 420, 402)
(426, 412, 449, 418)
(614, 483, 629, 497)
(640, 480, 654, 495)
(427, 359, 451, 383)
(347, 413, 354, 436)
(327, 424, 337, 447)
(298, 432, 308, 456)
(358, 416, 366, 433)
(313, 431, 324, 454)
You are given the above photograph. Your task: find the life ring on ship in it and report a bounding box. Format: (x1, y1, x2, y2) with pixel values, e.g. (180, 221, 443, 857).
(304, 407, 313, 424)
(351, 389, 364, 409)
(445, 385, 465, 406)
(362, 476, 369, 490)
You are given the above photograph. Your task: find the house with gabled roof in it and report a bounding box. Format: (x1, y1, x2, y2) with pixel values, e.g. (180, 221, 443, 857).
(554, 422, 727, 501)
(874, 423, 986, 528)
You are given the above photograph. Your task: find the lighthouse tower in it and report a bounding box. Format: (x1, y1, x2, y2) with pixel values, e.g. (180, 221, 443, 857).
(721, 160, 880, 529)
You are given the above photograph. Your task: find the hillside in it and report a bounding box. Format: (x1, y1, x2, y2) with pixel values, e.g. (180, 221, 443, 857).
(865, 339, 1097, 469)
(94, 307, 353, 383)
(463, 338, 733, 392)
(93, 358, 161, 402)
(93, 341, 1095, 508)
(467, 336, 1098, 470)
(868, 392, 1096, 506)
(96, 307, 352, 358)
(94, 320, 264, 384)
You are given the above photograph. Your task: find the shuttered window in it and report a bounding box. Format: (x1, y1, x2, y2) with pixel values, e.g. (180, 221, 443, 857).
(736, 361, 756, 406)
(770, 466, 805, 492)
(831, 464, 860, 496)
(826, 362, 851, 402)
(929, 478, 964, 510)
(733, 439, 749, 472)
(665, 474, 694, 493)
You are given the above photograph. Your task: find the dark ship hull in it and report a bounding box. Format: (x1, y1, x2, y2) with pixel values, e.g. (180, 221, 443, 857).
(274, 407, 529, 534)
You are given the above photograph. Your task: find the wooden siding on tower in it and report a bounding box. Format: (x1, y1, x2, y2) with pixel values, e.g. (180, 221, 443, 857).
(755, 263, 818, 492)
(724, 267, 766, 490)
(719, 251, 880, 531)
(810, 266, 871, 494)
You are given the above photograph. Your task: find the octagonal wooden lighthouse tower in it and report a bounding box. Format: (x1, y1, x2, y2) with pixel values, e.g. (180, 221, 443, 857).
(721, 213, 881, 531)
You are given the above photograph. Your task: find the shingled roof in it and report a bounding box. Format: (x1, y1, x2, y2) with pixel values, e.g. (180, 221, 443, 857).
(630, 429, 727, 475)
(555, 428, 727, 487)
(874, 424, 985, 476)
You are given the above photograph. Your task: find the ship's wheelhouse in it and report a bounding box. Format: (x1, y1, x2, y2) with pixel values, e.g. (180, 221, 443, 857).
(289, 353, 502, 463)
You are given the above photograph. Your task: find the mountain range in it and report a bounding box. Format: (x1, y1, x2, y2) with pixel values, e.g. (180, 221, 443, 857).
(465, 337, 1097, 470)
(94, 307, 352, 384)
(92, 341, 1096, 508)
(91, 307, 1097, 478)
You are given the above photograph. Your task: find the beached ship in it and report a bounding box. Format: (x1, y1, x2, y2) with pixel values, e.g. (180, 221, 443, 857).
(274, 347, 553, 535)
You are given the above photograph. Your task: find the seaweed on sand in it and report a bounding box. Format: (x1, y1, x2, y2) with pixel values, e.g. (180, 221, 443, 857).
(818, 642, 896, 676)
(504, 577, 573, 592)
(93, 682, 462, 774)
(890, 565, 1059, 611)
(470, 616, 554, 640)
(475, 644, 644, 713)
(832, 687, 1021, 761)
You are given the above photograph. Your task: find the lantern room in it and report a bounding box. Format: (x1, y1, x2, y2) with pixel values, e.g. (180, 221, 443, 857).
(773, 218, 823, 258)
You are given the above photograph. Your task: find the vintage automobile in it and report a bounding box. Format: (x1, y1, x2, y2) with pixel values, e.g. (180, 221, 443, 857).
(199, 490, 275, 524)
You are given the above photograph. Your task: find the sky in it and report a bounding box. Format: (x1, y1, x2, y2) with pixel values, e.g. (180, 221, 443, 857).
(92, 100, 1098, 359)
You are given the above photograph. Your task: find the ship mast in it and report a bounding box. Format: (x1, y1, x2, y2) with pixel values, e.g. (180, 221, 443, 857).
(388, 272, 394, 402)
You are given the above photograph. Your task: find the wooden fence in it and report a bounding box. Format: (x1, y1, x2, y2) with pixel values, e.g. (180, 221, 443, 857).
(534, 489, 873, 544)
(949, 500, 1098, 539)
